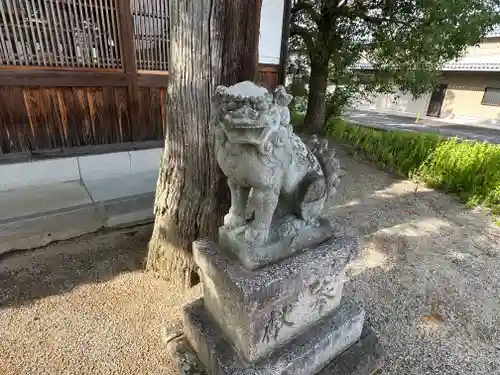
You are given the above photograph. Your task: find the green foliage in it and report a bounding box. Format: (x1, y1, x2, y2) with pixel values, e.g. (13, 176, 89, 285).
(290, 1, 500, 130)
(286, 55, 310, 114)
(290, 111, 306, 126)
(328, 121, 500, 213)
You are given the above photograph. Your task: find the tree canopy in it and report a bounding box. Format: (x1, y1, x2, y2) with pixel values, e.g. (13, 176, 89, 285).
(290, 0, 500, 130)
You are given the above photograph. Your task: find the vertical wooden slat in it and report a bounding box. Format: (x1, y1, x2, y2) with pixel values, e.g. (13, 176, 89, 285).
(149, 1, 155, 70)
(117, 0, 138, 128)
(91, 0, 106, 69)
(156, 0, 163, 71)
(0, 1, 15, 64)
(135, 0, 144, 70)
(102, 0, 114, 68)
(35, 0, 53, 65)
(149, 0, 156, 70)
(0, 25, 10, 65)
(40, 0, 58, 66)
(157, 0, 164, 70)
(76, 0, 91, 66)
(82, 0, 98, 67)
(150, 0, 155, 70)
(8, 0, 29, 65)
(163, 0, 169, 71)
(4, 0, 22, 64)
(69, 0, 83, 67)
(47, 0, 64, 66)
(131, 0, 138, 68)
(18, 3, 35, 66)
(98, 0, 110, 68)
(142, 0, 148, 70)
(109, 0, 122, 68)
(69, 0, 81, 66)
(55, 0, 74, 67)
(23, 0, 44, 66)
(158, 1, 163, 71)
(144, 0, 151, 70)
(23, 0, 39, 66)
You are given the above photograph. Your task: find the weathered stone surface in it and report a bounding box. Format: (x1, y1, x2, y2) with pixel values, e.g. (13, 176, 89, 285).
(168, 325, 383, 375)
(319, 325, 384, 375)
(183, 298, 365, 375)
(193, 237, 358, 363)
(212, 82, 342, 249)
(218, 215, 333, 270)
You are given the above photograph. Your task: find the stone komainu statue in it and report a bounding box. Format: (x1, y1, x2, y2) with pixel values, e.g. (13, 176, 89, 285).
(212, 81, 341, 250)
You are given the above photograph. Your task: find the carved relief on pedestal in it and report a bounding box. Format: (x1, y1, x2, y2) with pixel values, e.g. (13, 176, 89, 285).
(259, 267, 344, 347)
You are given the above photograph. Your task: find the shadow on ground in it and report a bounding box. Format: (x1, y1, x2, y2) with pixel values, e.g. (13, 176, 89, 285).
(0, 225, 152, 310)
(1, 143, 499, 374)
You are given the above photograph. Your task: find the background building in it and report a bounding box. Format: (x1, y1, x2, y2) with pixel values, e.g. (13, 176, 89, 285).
(355, 26, 500, 125)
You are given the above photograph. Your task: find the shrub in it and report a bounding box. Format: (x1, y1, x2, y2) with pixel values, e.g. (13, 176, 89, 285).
(328, 120, 500, 214)
(290, 111, 306, 127)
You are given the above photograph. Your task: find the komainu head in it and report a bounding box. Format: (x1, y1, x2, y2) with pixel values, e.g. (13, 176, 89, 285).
(211, 81, 281, 147)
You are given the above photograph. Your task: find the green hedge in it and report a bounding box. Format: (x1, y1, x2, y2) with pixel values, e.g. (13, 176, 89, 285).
(327, 120, 500, 214)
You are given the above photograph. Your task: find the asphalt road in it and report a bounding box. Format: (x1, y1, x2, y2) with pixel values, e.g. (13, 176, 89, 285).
(346, 110, 500, 144)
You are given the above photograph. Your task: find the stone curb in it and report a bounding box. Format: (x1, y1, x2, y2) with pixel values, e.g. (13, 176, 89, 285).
(0, 191, 154, 256)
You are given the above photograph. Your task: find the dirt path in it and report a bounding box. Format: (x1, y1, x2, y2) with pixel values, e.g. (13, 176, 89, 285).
(1, 144, 499, 375)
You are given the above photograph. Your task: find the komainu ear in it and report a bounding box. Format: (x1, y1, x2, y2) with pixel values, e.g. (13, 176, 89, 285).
(274, 85, 293, 106)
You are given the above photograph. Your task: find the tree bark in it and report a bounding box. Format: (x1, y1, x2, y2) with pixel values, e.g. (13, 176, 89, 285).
(147, 0, 262, 287)
(304, 59, 329, 134)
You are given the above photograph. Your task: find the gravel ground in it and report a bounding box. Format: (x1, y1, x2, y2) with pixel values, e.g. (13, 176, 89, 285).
(1, 143, 500, 375)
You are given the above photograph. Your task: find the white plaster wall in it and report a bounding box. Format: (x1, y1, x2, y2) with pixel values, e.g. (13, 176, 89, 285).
(259, 0, 284, 65)
(357, 91, 432, 117)
(0, 148, 162, 192)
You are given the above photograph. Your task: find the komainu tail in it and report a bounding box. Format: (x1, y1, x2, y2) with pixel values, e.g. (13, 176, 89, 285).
(307, 136, 341, 202)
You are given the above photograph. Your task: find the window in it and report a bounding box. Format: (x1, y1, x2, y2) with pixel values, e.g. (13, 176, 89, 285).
(481, 87, 500, 106)
(132, 0, 169, 71)
(0, 1, 122, 68)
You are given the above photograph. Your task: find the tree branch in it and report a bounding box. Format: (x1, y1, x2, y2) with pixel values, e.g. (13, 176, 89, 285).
(290, 24, 316, 52)
(291, 0, 321, 23)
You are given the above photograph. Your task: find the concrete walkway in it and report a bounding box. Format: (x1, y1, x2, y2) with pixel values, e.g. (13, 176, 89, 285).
(347, 109, 500, 144)
(0, 149, 162, 255)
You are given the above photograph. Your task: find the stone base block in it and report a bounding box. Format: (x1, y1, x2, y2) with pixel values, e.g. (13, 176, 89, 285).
(182, 298, 365, 375)
(168, 325, 383, 375)
(219, 216, 333, 270)
(193, 237, 358, 363)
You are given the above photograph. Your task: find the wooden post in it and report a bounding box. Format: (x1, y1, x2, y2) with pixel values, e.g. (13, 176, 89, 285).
(278, 0, 292, 86)
(117, 0, 139, 130)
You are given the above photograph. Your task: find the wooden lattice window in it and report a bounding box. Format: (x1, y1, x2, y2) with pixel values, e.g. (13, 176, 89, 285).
(0, 0, 122, 68)
(131, 0, 169, 71)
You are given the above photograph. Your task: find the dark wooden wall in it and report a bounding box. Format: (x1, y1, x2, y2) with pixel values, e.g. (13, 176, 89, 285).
(0, 85, 166, 154)
(257, 64, 280, 90)
(0, 0, 280, 157)
(0, 64, 278, 156)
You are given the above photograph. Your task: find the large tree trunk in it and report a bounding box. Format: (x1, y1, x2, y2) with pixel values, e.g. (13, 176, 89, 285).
(304, 59, 329, 134)
(147, 0, 262, 287)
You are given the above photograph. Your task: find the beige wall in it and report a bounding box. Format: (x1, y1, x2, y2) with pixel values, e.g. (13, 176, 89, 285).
(357, 90, 431, 116)
(463, 37, 500, 57)
(440, 72, 500, 122)
(354, 38, 500, 123)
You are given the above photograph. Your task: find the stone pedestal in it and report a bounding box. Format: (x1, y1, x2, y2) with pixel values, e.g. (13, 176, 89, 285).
(174, 236, 383, 375)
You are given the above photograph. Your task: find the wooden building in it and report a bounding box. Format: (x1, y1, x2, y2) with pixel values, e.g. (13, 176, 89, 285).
(0, 0, 290, 160)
